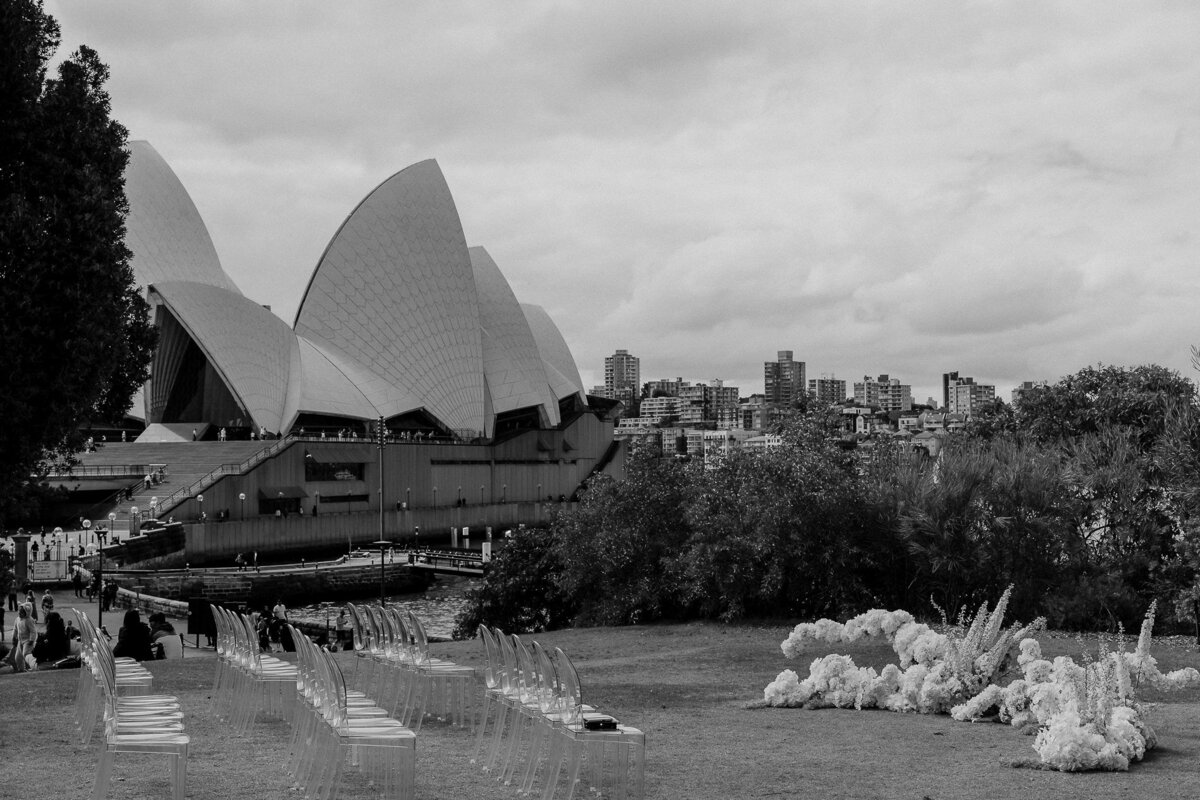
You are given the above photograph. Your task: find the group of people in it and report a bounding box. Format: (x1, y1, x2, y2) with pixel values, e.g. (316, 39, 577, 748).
(111, 609, 177, 661)
(2, 589, 80, 673)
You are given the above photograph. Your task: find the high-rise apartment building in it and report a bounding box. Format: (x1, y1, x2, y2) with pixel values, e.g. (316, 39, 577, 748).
(638, 376, 740, 427)
(946, 374, 996, 416)
(1011, 380, 1049, 406)
(853, 374, 912, 412)
(604, 349, 640, 413)
(764, 350, 805, 407)
(808, 376, 847, 406)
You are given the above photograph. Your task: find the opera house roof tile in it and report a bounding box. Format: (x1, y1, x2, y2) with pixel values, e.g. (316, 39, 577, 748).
(126, 143, 584, 439)
(125, 141, 241, 294)
(294, 160, 486, 433)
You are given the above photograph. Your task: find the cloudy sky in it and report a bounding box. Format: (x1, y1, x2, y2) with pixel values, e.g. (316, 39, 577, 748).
(46, 1, 1200, 403)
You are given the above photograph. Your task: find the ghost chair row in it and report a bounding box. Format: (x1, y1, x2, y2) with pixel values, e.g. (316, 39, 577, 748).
(472, 625, 645, 800)
(285, 623, 416, 800)
(209, 604, 297, 734)
(346, 603, 475, 733)
(72, 608, 158, 745)
(72, 609, 189, 800)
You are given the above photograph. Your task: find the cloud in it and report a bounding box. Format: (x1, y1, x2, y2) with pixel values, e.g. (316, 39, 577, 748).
(44, 0, 1200, 403)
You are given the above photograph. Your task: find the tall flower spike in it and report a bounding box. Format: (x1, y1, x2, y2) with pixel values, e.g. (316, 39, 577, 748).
(1135, 601, 1157, 658)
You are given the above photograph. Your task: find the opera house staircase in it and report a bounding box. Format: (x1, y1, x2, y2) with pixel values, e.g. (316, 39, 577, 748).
(65, 439, 275, 533)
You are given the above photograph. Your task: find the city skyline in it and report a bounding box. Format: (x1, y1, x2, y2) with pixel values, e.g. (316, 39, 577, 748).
(44, 2, 1200, 405)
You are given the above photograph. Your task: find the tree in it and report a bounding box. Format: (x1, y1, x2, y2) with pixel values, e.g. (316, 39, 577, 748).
(553, 445, 694, 625)
(0, 1, 155, 523)
(452, 525, 577, 638)
(678, 411, 887, 620)
(1014, 364, 1194, 447)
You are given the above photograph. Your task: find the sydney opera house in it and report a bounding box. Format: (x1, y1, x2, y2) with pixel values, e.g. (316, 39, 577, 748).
(73, 142, 622, 561)
(127, 141, 591, 441)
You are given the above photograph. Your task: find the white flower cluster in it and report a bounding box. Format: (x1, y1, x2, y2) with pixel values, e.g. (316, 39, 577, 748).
(950, 605, 1200, 771)
(762, 655, 968, 714)
(765, 597, 1197, 772)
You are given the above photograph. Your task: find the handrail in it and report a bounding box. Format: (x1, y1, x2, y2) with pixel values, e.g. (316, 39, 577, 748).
(44, 462, 168, 479)
(153, 434, 299, 513)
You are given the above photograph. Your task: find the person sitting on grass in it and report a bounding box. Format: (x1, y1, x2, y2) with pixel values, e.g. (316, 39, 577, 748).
(32, 611, 71, 666)
(7, 605, 37, 672)
(112, 609, 155, 661)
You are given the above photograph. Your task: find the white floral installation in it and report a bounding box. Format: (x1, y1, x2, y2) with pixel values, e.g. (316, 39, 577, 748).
(763, 593, 1200, 772)
(768, 587, 1041, 714)
(950, 602, 1200, 771)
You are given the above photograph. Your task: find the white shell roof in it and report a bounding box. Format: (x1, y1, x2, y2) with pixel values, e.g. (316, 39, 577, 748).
(294, 160, 486, 434)
(125, 141, 241, 294)
(130, 145, 585, 436)
(287, 337, 389, 427)
(150, 282, 297, 434)
(522, 303, 586, 403)
(470, 247, 562, 430)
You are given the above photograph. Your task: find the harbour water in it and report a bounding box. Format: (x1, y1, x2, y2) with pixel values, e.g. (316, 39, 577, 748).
(289, 574, 476, 640)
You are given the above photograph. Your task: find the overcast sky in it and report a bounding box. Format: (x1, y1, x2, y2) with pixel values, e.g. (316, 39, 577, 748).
(46, 1, 1200, 404)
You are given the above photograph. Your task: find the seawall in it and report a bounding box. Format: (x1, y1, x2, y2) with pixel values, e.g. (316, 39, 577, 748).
(103, 560, 430, 609)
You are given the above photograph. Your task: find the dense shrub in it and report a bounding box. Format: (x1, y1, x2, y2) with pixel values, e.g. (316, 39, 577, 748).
(456, 363, 1200, 638)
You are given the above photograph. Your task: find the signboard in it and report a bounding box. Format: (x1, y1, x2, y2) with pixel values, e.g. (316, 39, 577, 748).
(30, 560, 69, 582)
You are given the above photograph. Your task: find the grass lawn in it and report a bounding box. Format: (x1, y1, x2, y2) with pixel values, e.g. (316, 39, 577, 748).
(2, 620, 1200, 799)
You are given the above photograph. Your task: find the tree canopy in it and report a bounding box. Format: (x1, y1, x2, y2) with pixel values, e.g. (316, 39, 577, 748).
(0, 1, 155, 523)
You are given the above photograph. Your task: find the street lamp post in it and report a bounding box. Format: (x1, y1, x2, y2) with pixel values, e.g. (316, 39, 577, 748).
(377, 415, 386, 544)
(373, 538, 390, 606)
(103, 512, 114, 624)
(130, 507, 138, 537)
(197, 493, 204, 522)
(239, 492, 246, 520)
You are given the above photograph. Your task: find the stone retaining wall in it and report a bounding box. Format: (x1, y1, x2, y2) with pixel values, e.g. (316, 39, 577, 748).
(108, 561, 429, 609)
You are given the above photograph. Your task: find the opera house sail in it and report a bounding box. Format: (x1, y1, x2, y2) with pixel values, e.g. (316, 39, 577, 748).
(124, 141, 587, 441)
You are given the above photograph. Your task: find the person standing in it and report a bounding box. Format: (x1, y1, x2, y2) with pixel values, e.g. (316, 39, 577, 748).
(40, 589, 53, 618)
(25, 591, 37, 622)
(72, 567, 83, 598)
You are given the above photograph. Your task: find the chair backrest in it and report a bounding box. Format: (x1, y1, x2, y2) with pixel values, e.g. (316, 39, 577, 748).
(384, 607, 414, 662)
(531, 640, 561, 714)
(554, 647, 585, 725)
(496, 633, 520, 697)
(512, 635, 539, 704)
(346, 604, 371, 656)
(406, 611, 431, 666)
(478, 626, 499, 689)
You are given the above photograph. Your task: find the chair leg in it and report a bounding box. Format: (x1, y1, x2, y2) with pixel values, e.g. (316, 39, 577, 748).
(92, 748, 115, 800)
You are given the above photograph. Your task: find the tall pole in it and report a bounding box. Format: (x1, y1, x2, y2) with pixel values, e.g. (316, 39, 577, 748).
(377, 415, 385, 543)
(82, 519, 92, 619)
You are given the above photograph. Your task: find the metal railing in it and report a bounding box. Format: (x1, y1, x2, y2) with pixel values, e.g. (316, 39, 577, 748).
(46, 462, 168, 479)
(152, 434, 299, 514)
(149, 425, 493, 517)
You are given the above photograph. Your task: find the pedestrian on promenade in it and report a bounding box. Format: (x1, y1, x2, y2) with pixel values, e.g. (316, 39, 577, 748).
(26, 591, 37, 622)
(72, 568, 83, 598)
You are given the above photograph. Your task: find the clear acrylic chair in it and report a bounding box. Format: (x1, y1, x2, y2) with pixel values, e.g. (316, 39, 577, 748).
(79, 611, 189, 800)
(539, 647, 645, 800)
(405, 610, 476, 733)
(301, 644, 416, 800)
(470, 625, 507, 769)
